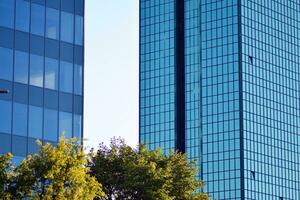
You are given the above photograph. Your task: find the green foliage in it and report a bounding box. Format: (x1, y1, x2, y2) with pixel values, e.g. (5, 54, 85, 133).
(0, 153, 13, 199)
(89, 138, 209, 200)
(0, 137, 105, 200)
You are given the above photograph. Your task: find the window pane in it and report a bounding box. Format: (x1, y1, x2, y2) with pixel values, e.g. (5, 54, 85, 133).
(31, 3, 45, 36)
(0, 47, 13, 81)
(13, 103, 28, 136)
(44, 108, 58, 141)
(30, 54, 44, 87)
(61, 12, 74, 43)
(0, 0, 14, 28)
(75, 15, 83, 45)
(73, 114, 82, 141)
(0, 100, 12, 134)
(28, 105, 43, 138)
(45, 58, 59, 90)
(74, 64, 82, 95)
(59, 111, 72, 139)
(46, 7, 59, 39)
(60, 61, 73, 93)
(16, 0, 30, 32)
(14, 51, 29, 84)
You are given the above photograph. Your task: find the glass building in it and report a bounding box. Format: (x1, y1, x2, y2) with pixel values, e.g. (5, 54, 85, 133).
(139, 0, 300, 199)
(0, 0, 84, 165)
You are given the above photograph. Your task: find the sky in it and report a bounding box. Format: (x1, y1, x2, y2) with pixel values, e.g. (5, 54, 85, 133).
(84, 1, 139, 150)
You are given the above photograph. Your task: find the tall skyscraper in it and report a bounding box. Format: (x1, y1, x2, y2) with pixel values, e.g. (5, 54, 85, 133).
(0, 0, 84, 165)
(139, 1, 300, 199)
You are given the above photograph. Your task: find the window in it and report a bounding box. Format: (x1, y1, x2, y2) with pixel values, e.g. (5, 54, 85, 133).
(73, 114, 82, 140)
(0, 47, 13, 81)
(45, 58, 59, 90)
(60, 61, 73, 93)
(46, 7, 59, 39)
(16, 0, 30, 32)
(0, 0, 14, 28)
(31, 3, 45, 36)
(14, 51, 29, 84)
(44, 109, 58, 141)
(74, 64, 82, 95)
(28, 105, 43, 139)
(30, 54, 44, 87)
(59, 111, 72, 139)
(61, 12, 74, 43)
(0, 100, 12, 134)
(13, 103, 28, 136)
(75, 15, 83, 45)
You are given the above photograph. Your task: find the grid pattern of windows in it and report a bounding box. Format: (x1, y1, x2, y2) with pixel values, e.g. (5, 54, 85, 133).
(140, 0, 176, 153)
(184, 0, 201, 180)
(201, 1, 241, 199)
(241, 1, 300, 199)
(0, 0, 84, 163)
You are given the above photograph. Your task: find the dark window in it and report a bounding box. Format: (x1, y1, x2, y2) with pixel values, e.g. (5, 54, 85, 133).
(59, 92, 73, 112)
(0, 133, 11, 154)
(12, 135, 27, 157)
(45, 38, 59, 59)
(61, 0, 74, 13)
(0, 27, 14, 48)
(75, 0, 84, 15)
(30, 35, 44, 56)
(46, 0, 60, 9)
(29, 86, 43, 107)
(15, 31, 30, 52)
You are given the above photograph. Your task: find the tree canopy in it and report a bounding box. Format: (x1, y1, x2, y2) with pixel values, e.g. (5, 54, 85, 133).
(0, 137, 105, 200)
(89, 138, 209, 200)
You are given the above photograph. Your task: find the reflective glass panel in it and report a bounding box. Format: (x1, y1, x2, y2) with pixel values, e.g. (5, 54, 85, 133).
(14, 50, 29, 84)
(75, 15, 83, 45)
(74, 64, 82, 95)
(61, 12, 74, 43)
(45, 58, 59, 90)
(0, 47, 13, 81)
(13, 103, 27, 136)
(0, 0, 14, 28)
(46, 7, 59, 39)
(28, 105, 43, 138)
(44, 108, 58, 141)
(30, 54, 44, 87)
(59, 111, 72, 139)
(59, 61, 73, 93)
(31, 3, 45, 36)
(73, 114, 82, 141)
(0, 100, 12, 134)
(16, 0, 30, 32)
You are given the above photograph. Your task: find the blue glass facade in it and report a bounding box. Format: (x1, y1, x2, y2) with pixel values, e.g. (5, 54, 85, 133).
(0, 0, 84, 164)
(139, 0, 300, 199)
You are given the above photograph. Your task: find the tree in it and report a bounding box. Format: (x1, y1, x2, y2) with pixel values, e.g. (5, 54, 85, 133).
(0, 153, 13, 199)
(89, 138, 209, 200)
(6, 137, 105, 200)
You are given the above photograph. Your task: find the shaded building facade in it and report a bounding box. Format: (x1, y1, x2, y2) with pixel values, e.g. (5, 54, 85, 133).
(139, 0, 300, 199)
(0, 0, 84, 164)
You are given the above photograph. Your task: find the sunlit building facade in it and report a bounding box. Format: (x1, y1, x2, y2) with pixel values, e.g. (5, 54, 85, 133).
(0, 0, 84, 164)
(139, 0, 300, 199)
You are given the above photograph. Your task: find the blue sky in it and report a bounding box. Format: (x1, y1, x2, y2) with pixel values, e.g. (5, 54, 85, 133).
(84, 1, 139, 149)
